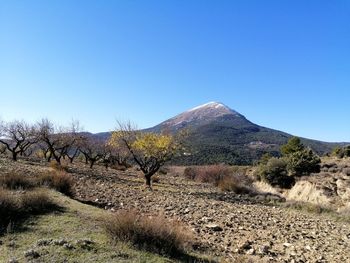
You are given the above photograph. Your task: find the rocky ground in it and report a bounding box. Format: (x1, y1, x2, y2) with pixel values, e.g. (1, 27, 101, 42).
(286, 158, 350, 212)
(1, 158, 350, 262)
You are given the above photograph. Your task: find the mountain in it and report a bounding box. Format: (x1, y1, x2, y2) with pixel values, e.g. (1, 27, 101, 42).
(145, 102, 345, 165)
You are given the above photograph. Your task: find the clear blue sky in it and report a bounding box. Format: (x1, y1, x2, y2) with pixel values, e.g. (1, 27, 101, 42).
(0, 0, 349, 142)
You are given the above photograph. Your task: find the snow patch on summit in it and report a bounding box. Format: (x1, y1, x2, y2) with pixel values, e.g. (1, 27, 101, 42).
(187, 102, 226, 112)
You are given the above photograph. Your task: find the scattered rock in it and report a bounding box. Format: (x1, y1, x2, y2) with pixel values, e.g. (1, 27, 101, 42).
(53, 238, 68, 246)
(37, 239, 52, 246)
(258, 245, 270, 254)
(206, 223, 223, 231)
(238, 240, 252, 252)
(76, 238, 95, 250)
(24, 249, 40, 258)
(63, 243, 74, 249)
(246, 248, 255, 255)
(283, 242, 292, 248)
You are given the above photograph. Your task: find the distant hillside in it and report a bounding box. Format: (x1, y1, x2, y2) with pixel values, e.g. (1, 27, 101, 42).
(145, 102, 346, 165)
(92, 102, 346, 165)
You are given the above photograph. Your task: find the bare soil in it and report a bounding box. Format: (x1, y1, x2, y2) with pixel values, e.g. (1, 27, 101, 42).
(1, 158, 350, 263)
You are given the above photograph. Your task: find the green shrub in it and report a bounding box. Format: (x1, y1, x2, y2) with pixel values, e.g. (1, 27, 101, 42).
(257, 158, 295, 188)
(256, 138, 321, 189)
(281, 137, 304, 156)
(104, 210, 193, 256)
(258, 153, 273, 165)
(332, 146, 350, 158)
(287, 149, 321, 176)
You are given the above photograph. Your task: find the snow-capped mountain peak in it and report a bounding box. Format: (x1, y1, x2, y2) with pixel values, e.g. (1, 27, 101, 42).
(187, 101, 227, 112)
(155, 101, 243, 130)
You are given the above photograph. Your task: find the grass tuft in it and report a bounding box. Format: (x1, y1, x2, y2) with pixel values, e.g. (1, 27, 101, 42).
(0, 173, 35, 190)
(37, 171, 75, 196)
(49, 161, 69, 172)
(103, 210, 193, 257)
(0, 188, 59, 233)
(217, 174, 254, 194)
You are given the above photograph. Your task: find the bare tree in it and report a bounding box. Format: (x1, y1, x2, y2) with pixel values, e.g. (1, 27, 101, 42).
(63, 121, 83, 163)
(101, 143, 130, 169)
(0, 120, 38, 161)
(36, 119, 79, 165)
(79, 136, 107, 168)
(35, 141, 53, 162)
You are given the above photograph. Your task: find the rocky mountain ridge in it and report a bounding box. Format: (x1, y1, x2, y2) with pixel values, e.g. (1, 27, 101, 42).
(94, 102, 347, 165)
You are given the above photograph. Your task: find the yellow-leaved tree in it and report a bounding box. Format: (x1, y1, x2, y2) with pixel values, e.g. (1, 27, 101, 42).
(108, 122, 184, 189)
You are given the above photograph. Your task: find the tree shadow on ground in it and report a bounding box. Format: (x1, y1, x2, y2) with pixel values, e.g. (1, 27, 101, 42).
(0, 204, 65, 236)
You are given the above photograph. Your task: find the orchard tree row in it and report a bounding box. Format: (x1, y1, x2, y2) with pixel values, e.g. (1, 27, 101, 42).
(0, 119, 185, 188)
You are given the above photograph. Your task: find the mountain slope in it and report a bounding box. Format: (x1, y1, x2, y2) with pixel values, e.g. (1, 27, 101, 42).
(146, 102, 344, 165)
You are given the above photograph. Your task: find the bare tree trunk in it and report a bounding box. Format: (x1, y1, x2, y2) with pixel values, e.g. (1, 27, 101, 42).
(145, 174, 152, 189)
(89, 160, 95, 169)
(53, 154, 61, 165)
(12, 151, 18, 161)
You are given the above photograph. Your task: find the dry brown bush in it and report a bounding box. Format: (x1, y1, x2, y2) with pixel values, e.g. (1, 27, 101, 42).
(0, 188, 58, 232)
(184, 165, 231, 185)
(37, 171, 74, 196)
(184, 165, 255, 194)
(49, 160, 69, 172)
(21, 189, 56, 213)
(217, 173, 254, 194)
(0, 189, 19, 228)
(183, 167, 196, 180)
(103, 210, 193, 256)
(0, 173, 36, 190)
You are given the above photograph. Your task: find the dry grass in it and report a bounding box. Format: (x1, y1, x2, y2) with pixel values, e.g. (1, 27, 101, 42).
(184, 165, 255, 194)
(103, 210, 193, 257)
(37, 171, 75, 196)
(253, 181, 281, 196)
(217, 173, 254, 194)
(21, 189, 57, 213)
(0, 173, 35, 190)
(283, 201, 333, 214)
(0, 189, 19, 228)
(0, 188, 58, 233)
(49, 160, 69, 172)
